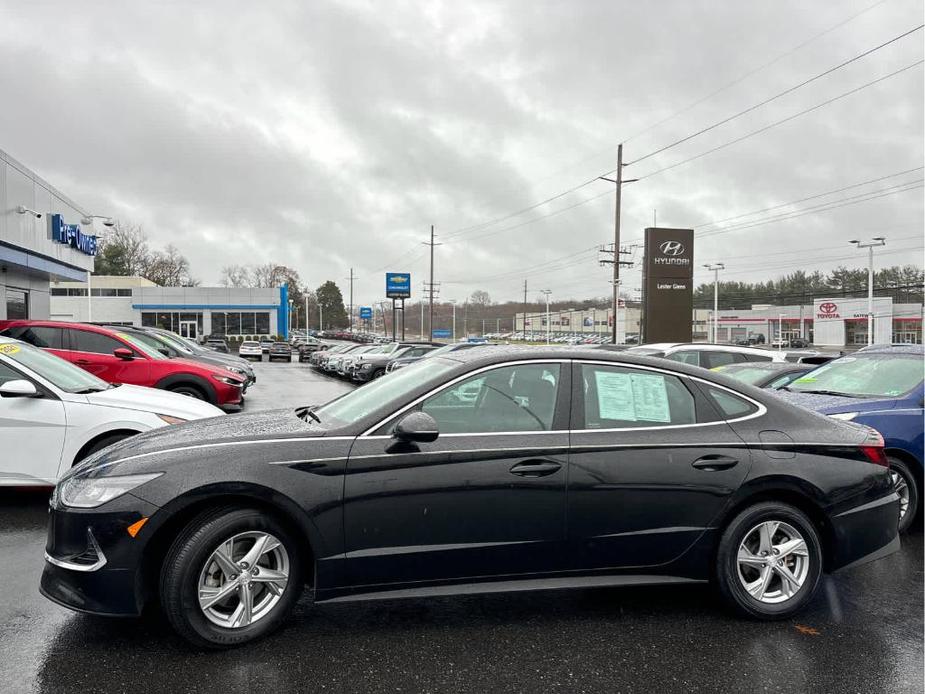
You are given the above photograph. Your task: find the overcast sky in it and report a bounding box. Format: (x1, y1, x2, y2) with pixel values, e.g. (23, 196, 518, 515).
(1, 0, 922, 305)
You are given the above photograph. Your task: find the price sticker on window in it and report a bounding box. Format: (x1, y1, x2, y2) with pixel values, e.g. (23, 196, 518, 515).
(0, 344, 21, 356)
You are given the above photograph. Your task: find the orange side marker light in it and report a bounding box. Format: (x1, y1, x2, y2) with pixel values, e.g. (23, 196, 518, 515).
(127, 517, 149, 538)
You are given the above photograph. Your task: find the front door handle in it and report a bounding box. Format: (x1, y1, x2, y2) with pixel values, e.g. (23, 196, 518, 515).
(692, 455, 739, 471)
(75, 359, 92, 365)
(509, 459, 562, 477)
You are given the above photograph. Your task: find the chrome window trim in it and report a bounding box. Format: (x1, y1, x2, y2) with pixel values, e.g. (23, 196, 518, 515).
(360, 359, 571, 438)
(360, 357, 767, 438)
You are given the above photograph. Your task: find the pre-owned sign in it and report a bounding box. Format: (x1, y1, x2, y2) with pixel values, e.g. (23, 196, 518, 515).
(642, 227, 694, 343)
(50, 214, 97, 256)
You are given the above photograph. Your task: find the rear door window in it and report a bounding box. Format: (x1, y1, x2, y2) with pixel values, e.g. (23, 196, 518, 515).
(702, 351, 738, 369)
(578, 364, 696, 429)
(704, 385, 759, 419)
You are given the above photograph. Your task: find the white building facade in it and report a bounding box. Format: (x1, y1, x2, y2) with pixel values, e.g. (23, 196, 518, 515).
(0, 149, 97, 321)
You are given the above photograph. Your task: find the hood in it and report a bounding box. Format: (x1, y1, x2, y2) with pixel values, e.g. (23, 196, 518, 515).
(75, 407, 325, 473)
(773, 390, 897, 414)
(85, 384, 224, 420)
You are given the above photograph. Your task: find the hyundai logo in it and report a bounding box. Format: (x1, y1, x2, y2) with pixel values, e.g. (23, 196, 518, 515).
(819, 302, 838, 314)
(659, 241, 685, 256)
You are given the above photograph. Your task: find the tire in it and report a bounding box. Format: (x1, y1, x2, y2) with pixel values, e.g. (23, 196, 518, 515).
(76, 432, 133, 464)
(371, 369, 385, 380)
(716, 501, 822, 620)
(160, 507, 304, 649)
(889, 457, 919, 534)
(168, 384, 207, 400)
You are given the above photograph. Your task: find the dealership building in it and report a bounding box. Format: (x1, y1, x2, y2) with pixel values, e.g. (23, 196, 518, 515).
(0, 148, 98, 321)
(50, 276, 291, 340)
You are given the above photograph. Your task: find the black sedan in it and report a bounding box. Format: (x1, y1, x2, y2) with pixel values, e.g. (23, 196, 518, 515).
(267, 342, 292, 362)
(41, 347, 900, 648)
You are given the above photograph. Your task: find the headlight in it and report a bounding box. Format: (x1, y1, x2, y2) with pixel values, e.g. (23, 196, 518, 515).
(829, 412, 859, 421)
(157, 414, 187, 425)
(360, 363, 374, 370)
(59, 473, 163, 509)
(212, 374, 244, 386)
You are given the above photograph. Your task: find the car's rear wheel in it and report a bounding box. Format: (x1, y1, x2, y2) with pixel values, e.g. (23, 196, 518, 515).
(160, 507, 304, 648)
(889, 457, 918, 533)
(716, 502, 822, 619)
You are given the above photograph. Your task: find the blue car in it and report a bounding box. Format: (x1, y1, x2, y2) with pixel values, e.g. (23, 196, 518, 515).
(776, 345, 924, 532)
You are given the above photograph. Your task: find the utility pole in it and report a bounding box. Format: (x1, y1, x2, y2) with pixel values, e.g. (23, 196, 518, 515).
(541, 289, 552, 344)
(598, 144, 638, 344)
(703, 263, 725, 343)
(423, 225, 441, 340)
(850, 237, 886, 345)
(522, 279, 528, 340)
(346, 268, 356, 333)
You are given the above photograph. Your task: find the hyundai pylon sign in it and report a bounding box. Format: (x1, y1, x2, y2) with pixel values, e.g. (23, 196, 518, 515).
(385, 272, 411, 299)
(642, 227, 694, 343)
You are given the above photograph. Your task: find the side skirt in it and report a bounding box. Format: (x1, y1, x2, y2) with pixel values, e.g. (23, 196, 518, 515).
(315, 573, 706, 605)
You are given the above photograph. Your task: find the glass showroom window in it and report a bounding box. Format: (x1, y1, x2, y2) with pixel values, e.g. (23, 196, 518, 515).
(211, 311, 272, 335)
(140, 311, 203, 333)
(6, 289, 28, 319)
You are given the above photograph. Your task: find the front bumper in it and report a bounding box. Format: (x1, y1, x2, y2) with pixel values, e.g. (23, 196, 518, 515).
(40, 494, 159, 617)
(828, 491, 901, 572)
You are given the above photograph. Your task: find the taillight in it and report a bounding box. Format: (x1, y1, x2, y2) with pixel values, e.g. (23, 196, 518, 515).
(859, 427, 889, 467)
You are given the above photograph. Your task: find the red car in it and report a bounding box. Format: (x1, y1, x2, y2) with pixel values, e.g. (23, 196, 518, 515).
(0, 320, 245, 410)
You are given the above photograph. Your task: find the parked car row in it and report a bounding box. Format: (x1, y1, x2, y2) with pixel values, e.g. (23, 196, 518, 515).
(0, 321, 249, 410)
(308, 341, 442, 381)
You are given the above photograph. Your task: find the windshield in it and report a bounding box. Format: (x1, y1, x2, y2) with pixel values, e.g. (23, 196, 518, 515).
(113, 331, 168, 359)
(0, 342, 110, 393)
(315, 358, 457, 426)
(154, 331, 196, 355)
(125, 331, 179, 358)
(788, 354, 923, 398)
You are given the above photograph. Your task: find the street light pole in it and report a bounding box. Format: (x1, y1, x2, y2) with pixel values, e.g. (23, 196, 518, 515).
(778, 313, 784, 353)
(850, 237, 886, 345)
(703, 263, 725, 343)
(540, 290, 552, 344)
(448, 300, 457, 341)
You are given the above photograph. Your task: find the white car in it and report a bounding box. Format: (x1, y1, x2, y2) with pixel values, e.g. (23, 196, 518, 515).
(627, 342, 789, 369)
(0, 337, 223, 486)
(238, 340, 263, 360)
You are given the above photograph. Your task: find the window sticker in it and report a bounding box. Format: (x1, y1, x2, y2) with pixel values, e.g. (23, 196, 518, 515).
(0, 344, 21, 356)
(594, 371, 671, 423)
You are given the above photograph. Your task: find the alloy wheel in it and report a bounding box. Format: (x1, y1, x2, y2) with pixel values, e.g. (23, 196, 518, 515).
(891, 470, 910, 521)
(736, 520, 809, 604)
(197, 531, 290, 629)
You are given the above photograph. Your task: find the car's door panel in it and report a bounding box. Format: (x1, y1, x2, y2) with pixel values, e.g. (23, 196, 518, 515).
(342, 361, 571, 589)
(566, 361, 753, 570)
(0, 361, 67, 483)
(65, 328, 150, 384)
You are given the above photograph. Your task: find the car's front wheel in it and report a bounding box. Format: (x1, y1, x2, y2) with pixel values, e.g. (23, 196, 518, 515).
(160, 507, 304, 648)
(889, 457, 918, 533)
(716, 502, 822, 620)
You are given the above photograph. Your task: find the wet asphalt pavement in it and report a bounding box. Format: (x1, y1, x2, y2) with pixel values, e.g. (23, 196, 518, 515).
(1, 359, 922, 693)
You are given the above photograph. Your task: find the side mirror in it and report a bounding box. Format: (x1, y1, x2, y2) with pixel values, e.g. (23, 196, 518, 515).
(113, 348, 135, 360)
(393, 411, 439, 443)
(0, 379, 40, 398)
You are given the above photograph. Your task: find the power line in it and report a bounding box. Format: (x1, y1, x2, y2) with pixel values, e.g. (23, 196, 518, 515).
(625, 24, 924, 167)
(636, 59, 925, 181)
(693, 166, 924, 229)
(696, 180, 924, 238)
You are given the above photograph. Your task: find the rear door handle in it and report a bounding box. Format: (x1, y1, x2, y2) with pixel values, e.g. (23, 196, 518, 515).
(692, 455, 739, 471)
(509, 460, 562, 477)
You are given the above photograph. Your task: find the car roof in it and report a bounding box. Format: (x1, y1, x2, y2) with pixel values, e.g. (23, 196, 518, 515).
(856, 344, 924, 355)
(0, 320, 125, 336)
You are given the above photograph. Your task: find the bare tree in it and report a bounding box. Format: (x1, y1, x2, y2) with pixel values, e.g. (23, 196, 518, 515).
(219, 264, 253, 287)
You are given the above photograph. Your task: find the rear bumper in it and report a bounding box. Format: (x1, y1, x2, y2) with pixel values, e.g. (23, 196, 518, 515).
(828, 491, 901, 572)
